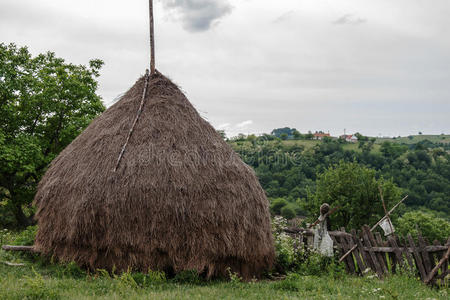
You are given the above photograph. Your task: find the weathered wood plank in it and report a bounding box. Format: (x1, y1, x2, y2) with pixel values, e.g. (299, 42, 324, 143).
(359, 245, 448, 253)
(417, 233, 432, 274)
(397, 236, 414, 270)
(338, 227, 355, 274)
(368, 229, 388, 274)
(357, 230, 372, 273)
(408, 234, 427, 281)
(1, 245, 36, 252)
(424, 246, 450, 285)
(350, 229, 365, 273)
(362, 226, 383, 277)
(375, 232, 389, 272)
(388, 235, 404, 272)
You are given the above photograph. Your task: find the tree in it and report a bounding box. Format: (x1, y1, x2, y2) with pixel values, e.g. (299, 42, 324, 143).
(292, 130, 302, 140)
(280, 133, 288, 140)
(217, 130, 227, 140)
(270, 198, 288, 215)
(396, 211, 450, 243)
(0, 43, 105, 227)
(281, 205, 296, 219)
(306, 161, 403, 229)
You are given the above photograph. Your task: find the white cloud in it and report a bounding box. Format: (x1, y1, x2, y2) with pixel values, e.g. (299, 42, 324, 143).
(217, 123, 231, 130)
(235, 120, 253, 129)
(333, 14, 367, 25)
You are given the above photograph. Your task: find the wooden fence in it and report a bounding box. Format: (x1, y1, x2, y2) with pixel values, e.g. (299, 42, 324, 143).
(285, 226, 449, 285)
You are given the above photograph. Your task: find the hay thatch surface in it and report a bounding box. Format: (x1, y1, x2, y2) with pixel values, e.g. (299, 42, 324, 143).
(33, 72, 274, 279)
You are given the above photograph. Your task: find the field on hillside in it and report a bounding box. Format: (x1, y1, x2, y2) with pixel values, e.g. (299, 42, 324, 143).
(0, 231, 448, 300)
(233, 139, 381, 153)
(376, 135, 450, 145)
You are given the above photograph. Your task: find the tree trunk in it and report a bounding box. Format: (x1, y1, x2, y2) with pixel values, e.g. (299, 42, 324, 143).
(11, 203, 33, 228)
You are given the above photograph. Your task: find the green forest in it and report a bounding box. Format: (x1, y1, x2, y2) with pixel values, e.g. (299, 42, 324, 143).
(228, 130, 450, 239)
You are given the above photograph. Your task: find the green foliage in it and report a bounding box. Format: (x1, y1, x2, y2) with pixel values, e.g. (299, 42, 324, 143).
(272, 273, 302, 291)
(146, 269, 167, 284)
(271, 217, 296, 271)
(270, 198, 288, 215)
(12, 225, 37, 246)
(172, 270, 201, 284)
(280, 205, 296, 219)
(0, 43, 105, 227)
(295, 251, 345, 277)
(306, 161, 403, 229)
(21, 268, 60, 299)
(61, 261, 86, 279)
(396, 211, 450, 243)
(226, 267, 243, 285)
(271, 127, 298, 139)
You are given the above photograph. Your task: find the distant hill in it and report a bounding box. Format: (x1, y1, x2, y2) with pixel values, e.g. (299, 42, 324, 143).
(375, 134, 450, 144)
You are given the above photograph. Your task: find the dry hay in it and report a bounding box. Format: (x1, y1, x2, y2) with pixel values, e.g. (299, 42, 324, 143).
(33, 71, 274, 279)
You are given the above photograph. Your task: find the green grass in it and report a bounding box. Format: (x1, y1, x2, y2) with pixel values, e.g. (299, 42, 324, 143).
(1, 230, 448, 300)
(231, 139, 381, 153)
(376, 135, 450, 145)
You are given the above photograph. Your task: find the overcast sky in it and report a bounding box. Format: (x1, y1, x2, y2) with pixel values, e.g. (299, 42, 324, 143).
(1, 0, 449, 137)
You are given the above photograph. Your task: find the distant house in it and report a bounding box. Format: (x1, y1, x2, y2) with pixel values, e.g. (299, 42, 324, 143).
(340, 134, 358, 143)
(313, 131, 331, 140)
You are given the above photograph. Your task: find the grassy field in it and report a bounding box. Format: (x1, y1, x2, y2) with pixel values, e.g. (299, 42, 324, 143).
(375, 135, 450, 145)
(232, 139, 381, 153)
(1, 230, 448, 300)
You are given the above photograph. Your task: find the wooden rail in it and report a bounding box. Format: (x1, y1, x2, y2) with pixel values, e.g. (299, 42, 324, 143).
(284, 226, 449, 285)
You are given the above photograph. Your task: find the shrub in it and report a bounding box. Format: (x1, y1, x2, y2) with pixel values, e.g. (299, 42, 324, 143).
(172, 270, 201, 284)
(281, 205, 296, 219)
(270, 198, 288, 215)
(61, 261, 86, 279)
(295, 250, 345, 277)
(273, 273, 301, 291)
(21, 268, 59, 299)
(271, 217, 296, 271)
(396, 211, 450, 243)
(12, 225, 37, 246)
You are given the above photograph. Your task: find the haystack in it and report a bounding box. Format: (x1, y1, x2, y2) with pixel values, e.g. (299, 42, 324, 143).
(33, 71, 274, 279)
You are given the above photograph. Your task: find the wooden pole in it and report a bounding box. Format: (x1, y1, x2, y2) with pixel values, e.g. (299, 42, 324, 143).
(370, 195, 408, 232)
(424, 246, 449, 284)
(149, 0, 155, 74)
(379, 186, 394, 234)
(2, 245, 36, 252)
(339, 195, 408, 263)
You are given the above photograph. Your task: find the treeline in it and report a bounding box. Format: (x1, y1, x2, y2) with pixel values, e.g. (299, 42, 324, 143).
(228, 132, 450, 222)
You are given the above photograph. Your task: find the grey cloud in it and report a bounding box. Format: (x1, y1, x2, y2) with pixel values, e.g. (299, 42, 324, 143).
(273, 10, 295, 24)
(333, 14, 367, 25)
(162, 0, 233, 32)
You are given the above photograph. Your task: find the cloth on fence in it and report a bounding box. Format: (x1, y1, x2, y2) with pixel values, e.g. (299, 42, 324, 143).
(313, 214, 334, 257)
(379, 217, 395, 236)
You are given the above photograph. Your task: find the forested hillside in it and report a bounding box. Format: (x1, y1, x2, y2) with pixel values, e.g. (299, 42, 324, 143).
(228, 132, 450, 223)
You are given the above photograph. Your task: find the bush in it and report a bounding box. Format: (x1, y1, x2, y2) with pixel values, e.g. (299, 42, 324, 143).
(21, 268, 59, 299)
(61, 261, 86, 279)
(271, 217, 296, 271)
(295, 250, 345, 277)
(172, 270, 201, 284)
(270, 198, 288, 215)
(396, 211, 450, 243)
(281, 205, 296, 219)
(271, 216, 346, 276)
(13, 225, 37, 246)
